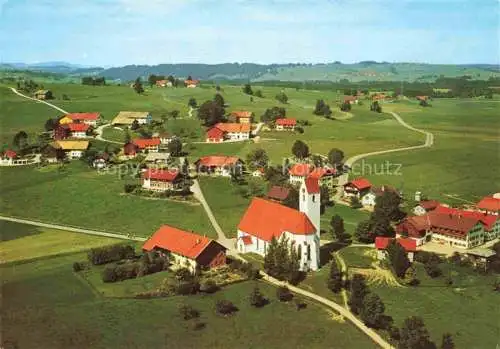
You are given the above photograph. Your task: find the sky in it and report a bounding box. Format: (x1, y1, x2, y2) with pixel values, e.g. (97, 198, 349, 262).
(0, 0, 498, 67)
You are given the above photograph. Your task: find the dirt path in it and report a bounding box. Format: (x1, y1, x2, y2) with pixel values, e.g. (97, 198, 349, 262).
(10, 87, 69, 114)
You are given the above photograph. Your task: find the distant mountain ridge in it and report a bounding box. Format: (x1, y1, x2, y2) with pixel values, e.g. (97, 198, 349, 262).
(1, 61, 499, 82)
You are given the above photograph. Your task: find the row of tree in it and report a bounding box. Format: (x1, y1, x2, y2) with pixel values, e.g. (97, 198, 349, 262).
(264, 236, 303, 285)
(81, 77, 106, 86)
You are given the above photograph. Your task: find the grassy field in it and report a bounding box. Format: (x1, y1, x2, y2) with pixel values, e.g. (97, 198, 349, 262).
(338, 246, 375, 269)
(321, 204, 370, 235)
(298, 266, 345, 305)
(361, 99, 500, 203)
(0, 161, 217, 238)
(1, 235, 379, 349)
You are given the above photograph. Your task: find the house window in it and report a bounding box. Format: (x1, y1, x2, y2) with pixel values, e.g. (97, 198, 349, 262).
(312, 195, 315, 203)
(256, 238, 259, 249)
(307, 244, 311, 261)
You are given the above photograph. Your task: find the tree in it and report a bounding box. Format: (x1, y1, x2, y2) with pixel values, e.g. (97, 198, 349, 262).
(275, 91, 288, 104)
(291, 140, 309, 160)
(199, 279, 218, 293)
(249, 285, 267, 307)
(424, 261, 442, 278)
(264, 165, 288, 186)
(282, 186, 299, 210)
(348, 274, 368, 314)
(246, 148, 269, 170)
(387, 240, 411, 277)
(398, 316, 436, 349)
(214, 93, 225, 108)
(440, 333, 454, 349)
(314, 99, 326, 115)
(167, 75, 175, 85)
(340, 101, 351, 111)
(133, 77, 144, 94)
(354, 220, 373, 243)
(371, 101, 382, 113)
(264, 237, 279, 276)
(168, 137, 183, 156)
(215, 300, 238, 316)
(124, 130, 131, 143)
(350, 196, 362, 209)
(13, 131, 28, 150)
(360, 293, 385, 328)
(327, 148, 344, 167)
(188, 98, 197, 108)
(261, 107, 286, 123)
(373, 190, 404, 221)
(404, 265, 419, 286)
(264, 236, 302, 284)
(327, 260, 342, 293)
(330, 215, 345, 241)
(131, 119, 140, 130)
(197, 100, 225, 126)
(178, 304, 200, 320)
(170, 110, 180, 119)
(243, 83, 253, 95)
(44, 118, 58, 132)
(320, 185, 330, 207)
(255, 90, 263, 98)
(276, 285, 293, 302)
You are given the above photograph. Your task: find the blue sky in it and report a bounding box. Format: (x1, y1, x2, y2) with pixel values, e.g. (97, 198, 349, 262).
(0, 0, 498, 67)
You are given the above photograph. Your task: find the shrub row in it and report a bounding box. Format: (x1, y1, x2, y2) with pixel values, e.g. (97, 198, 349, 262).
(102, 255, 168, 283)
(88, 244, 135, 265)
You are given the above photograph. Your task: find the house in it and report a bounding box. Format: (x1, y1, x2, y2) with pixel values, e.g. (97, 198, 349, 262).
(361, 185, 400, 207)
(465, 248, 497, 270)
(184, 79, 200, 88)
(251, 168, 265, 177)
(123, 142, 138, 158)
(308, 167, 338, 188)
(288, 163, 312, 185)
(144, 152, 170, 166)
(0, 150, 17, 165)
(34, 90, 52, 100)
(427, 212, 484, 249)
(92, 153, 109, 169)
(111, 111, 152, 126)
(266, 186, 290, 203)
(195, 156, 243, 177)
(396, 215, 432, 246)
(343, 178, 372, 199)
(237, 178, 321, 271)
(53, 124, 70, 140)
(275, 118, 296, 131)
(60, 113, 101, 127)
(205, 123, 251, 142)
(476, 196, 500, 215)
(158, 132, 174, 145)
(143, 225, 226, 274)
(142, 169, 182, 192)
(51, 140, 89, 159)
(41, 145, 59, 163)
(231, 111, 253, 124)
(375, 237, 417, 262)
(413, 200, 440, 216)
(344, 95, 358, 104)
(155, 80, 168, 87)
(416, 96, 429, 102)
(66, 123, 90, 138)
(132, 138, 161, 153)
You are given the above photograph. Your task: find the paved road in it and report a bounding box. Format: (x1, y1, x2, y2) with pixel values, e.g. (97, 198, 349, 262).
(95, 124, 125, 145)
(0, 215, 146, 241)
(10, 88, 69, 114)
(335, 111, 435, 199)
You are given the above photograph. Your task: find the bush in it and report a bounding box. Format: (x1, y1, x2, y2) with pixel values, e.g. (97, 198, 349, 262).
(72, 262, 84, 272)
(249, 285, 268, 308)
(415, 251, 441, 264)
(215, 300, 238, 316)
(276, 286, 293, 302)
(192, 321, 206, 331)
(88, 244, 135, 265)
(200, 279, 219, 293)
(424, 261, 442, 278)
(176, 280, 200, 295)
(102, 265, 118, 283)
(179, 304, 200, 320)
(388, 325, 401, 340)
(295, 126, 304, 134)
(294, 299, 307, 311)
(174, 267, 194, 281)
(124, 184, 137, 193)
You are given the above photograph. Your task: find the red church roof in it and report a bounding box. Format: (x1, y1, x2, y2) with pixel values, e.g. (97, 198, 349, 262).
(238, 197, 316, 242)
(132, 138, 161, 148)
(66, 112, 100, 121)
(345, 178, 372, 190)
(477, 196, 500, 212)
(142, 169, 179, 182)
(304, 178, 320, 194)
(143, 225, 217, 260)
(276, 118, 296, 126)
(196, 155, 240, 167)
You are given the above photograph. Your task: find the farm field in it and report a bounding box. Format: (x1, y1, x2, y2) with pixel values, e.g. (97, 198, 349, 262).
(0, 162, 217, 238)
(361, 99, 500, 203)
(1, 232, 379, 349)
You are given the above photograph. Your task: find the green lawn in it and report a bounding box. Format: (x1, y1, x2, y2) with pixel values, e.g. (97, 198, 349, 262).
(338, 246, 375, 269)
(321, 204, 370, 235)
(0, 161, 217, 238)
(361, 99, 500, 203)
(298, 266, 345, 305)
(1, 249, 378, 349)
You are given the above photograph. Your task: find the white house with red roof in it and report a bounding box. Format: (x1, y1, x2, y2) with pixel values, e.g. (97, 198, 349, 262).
(231, 111, 253, 124)
(0, 150, 18, 165)
(289, 164, 338, 188)
(343, 178, 372, 199)
(67, 123, 90, 138)
(361, 185, 400, 207)
(205, 123, 251, 142)
(375, 237, 417, 262)
(132, 138, 161, 153)
(476, 196, 500, 215)
(195, 156, 243, 177)
(143, 225, 226, 273)
(275, 118, 297, 131)
(60, 112, 101, 127)
(288, 163, 312, 185)
(413, 200, 440, 216)
(237, 178, 321, 271)
(142, 169, 182, 192)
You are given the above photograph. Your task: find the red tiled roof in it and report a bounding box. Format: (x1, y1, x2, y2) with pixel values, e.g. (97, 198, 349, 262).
(241, 236, 253, 245)
(184, 79, 199, 85)
(345, 178, 372, 190)
(66, 112, 100, 121)
(427, 211, 480, 237)
(238, 197, 316, 241)
(132, 138, 161, 148)
(231, 111, 253, 118)
(276, 118, 296, 126)
(375, 237, 392, 249)
(156, 80, 167, 85)
(418, 200, 440, 211)
(267, 186, 290, 201)
(3, 150, 17, 158)
(196, 155, 240, 167)
(375, 237, 416, 252)
(142, 169, 179, 182)
(213, 123, 251, 133)
(308, 167, 337, 179)
(304, 177, 320, 194)
(435, 206, 498, 231)
(344, 95, 358, 102)
(289, 163, 312, 177)
(123, 142, 138, 155)
(206, 127, 226, 139)
(416, 96, 428, 101)
(143, 225, 219, 259)
(477, 196, 500, 212)
(67, 123, 90, 132)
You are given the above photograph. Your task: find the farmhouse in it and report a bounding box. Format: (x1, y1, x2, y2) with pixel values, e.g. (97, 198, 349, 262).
(143, 225, 226, 274)
(237, 178, 321, 271)
(157, 132, 174, 145)
(111, 111, 152, 126)
(123, 142, 138, 158)
(155, 80, 172, 87)
(344, 95, 358, 104)
(288, 163, 312, 185)
(184, 79, 200, 88)
(51, 140, 89, 159)
(266, 186, 290, 203)
(476, 196, 500, 215)
(34, 89, 52, 100)
(231, 111, 253, 124)
(396, 215, 432, 246)
(132, 138, 161, 153)
(413, 200, 440, 216)
(343, 178, 372, 199)
(54, 123, 90, 138)
(142, 169, 182, 192)
(308, 167, 338, 188)
(195, 155, 243, 177)
(205, 123, 251, 142)
(60, 113, 101, 127)
(144, 152, 170, 165)
(275, 118, 297, 131)
(361, 185, 400, 207)
(435, 206, 500, 241)
(375, 237, 417, 262)
(0, 150, 17, 165)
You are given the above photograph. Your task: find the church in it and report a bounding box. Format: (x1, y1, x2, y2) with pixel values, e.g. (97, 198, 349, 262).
(236, 178, 321, 271)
